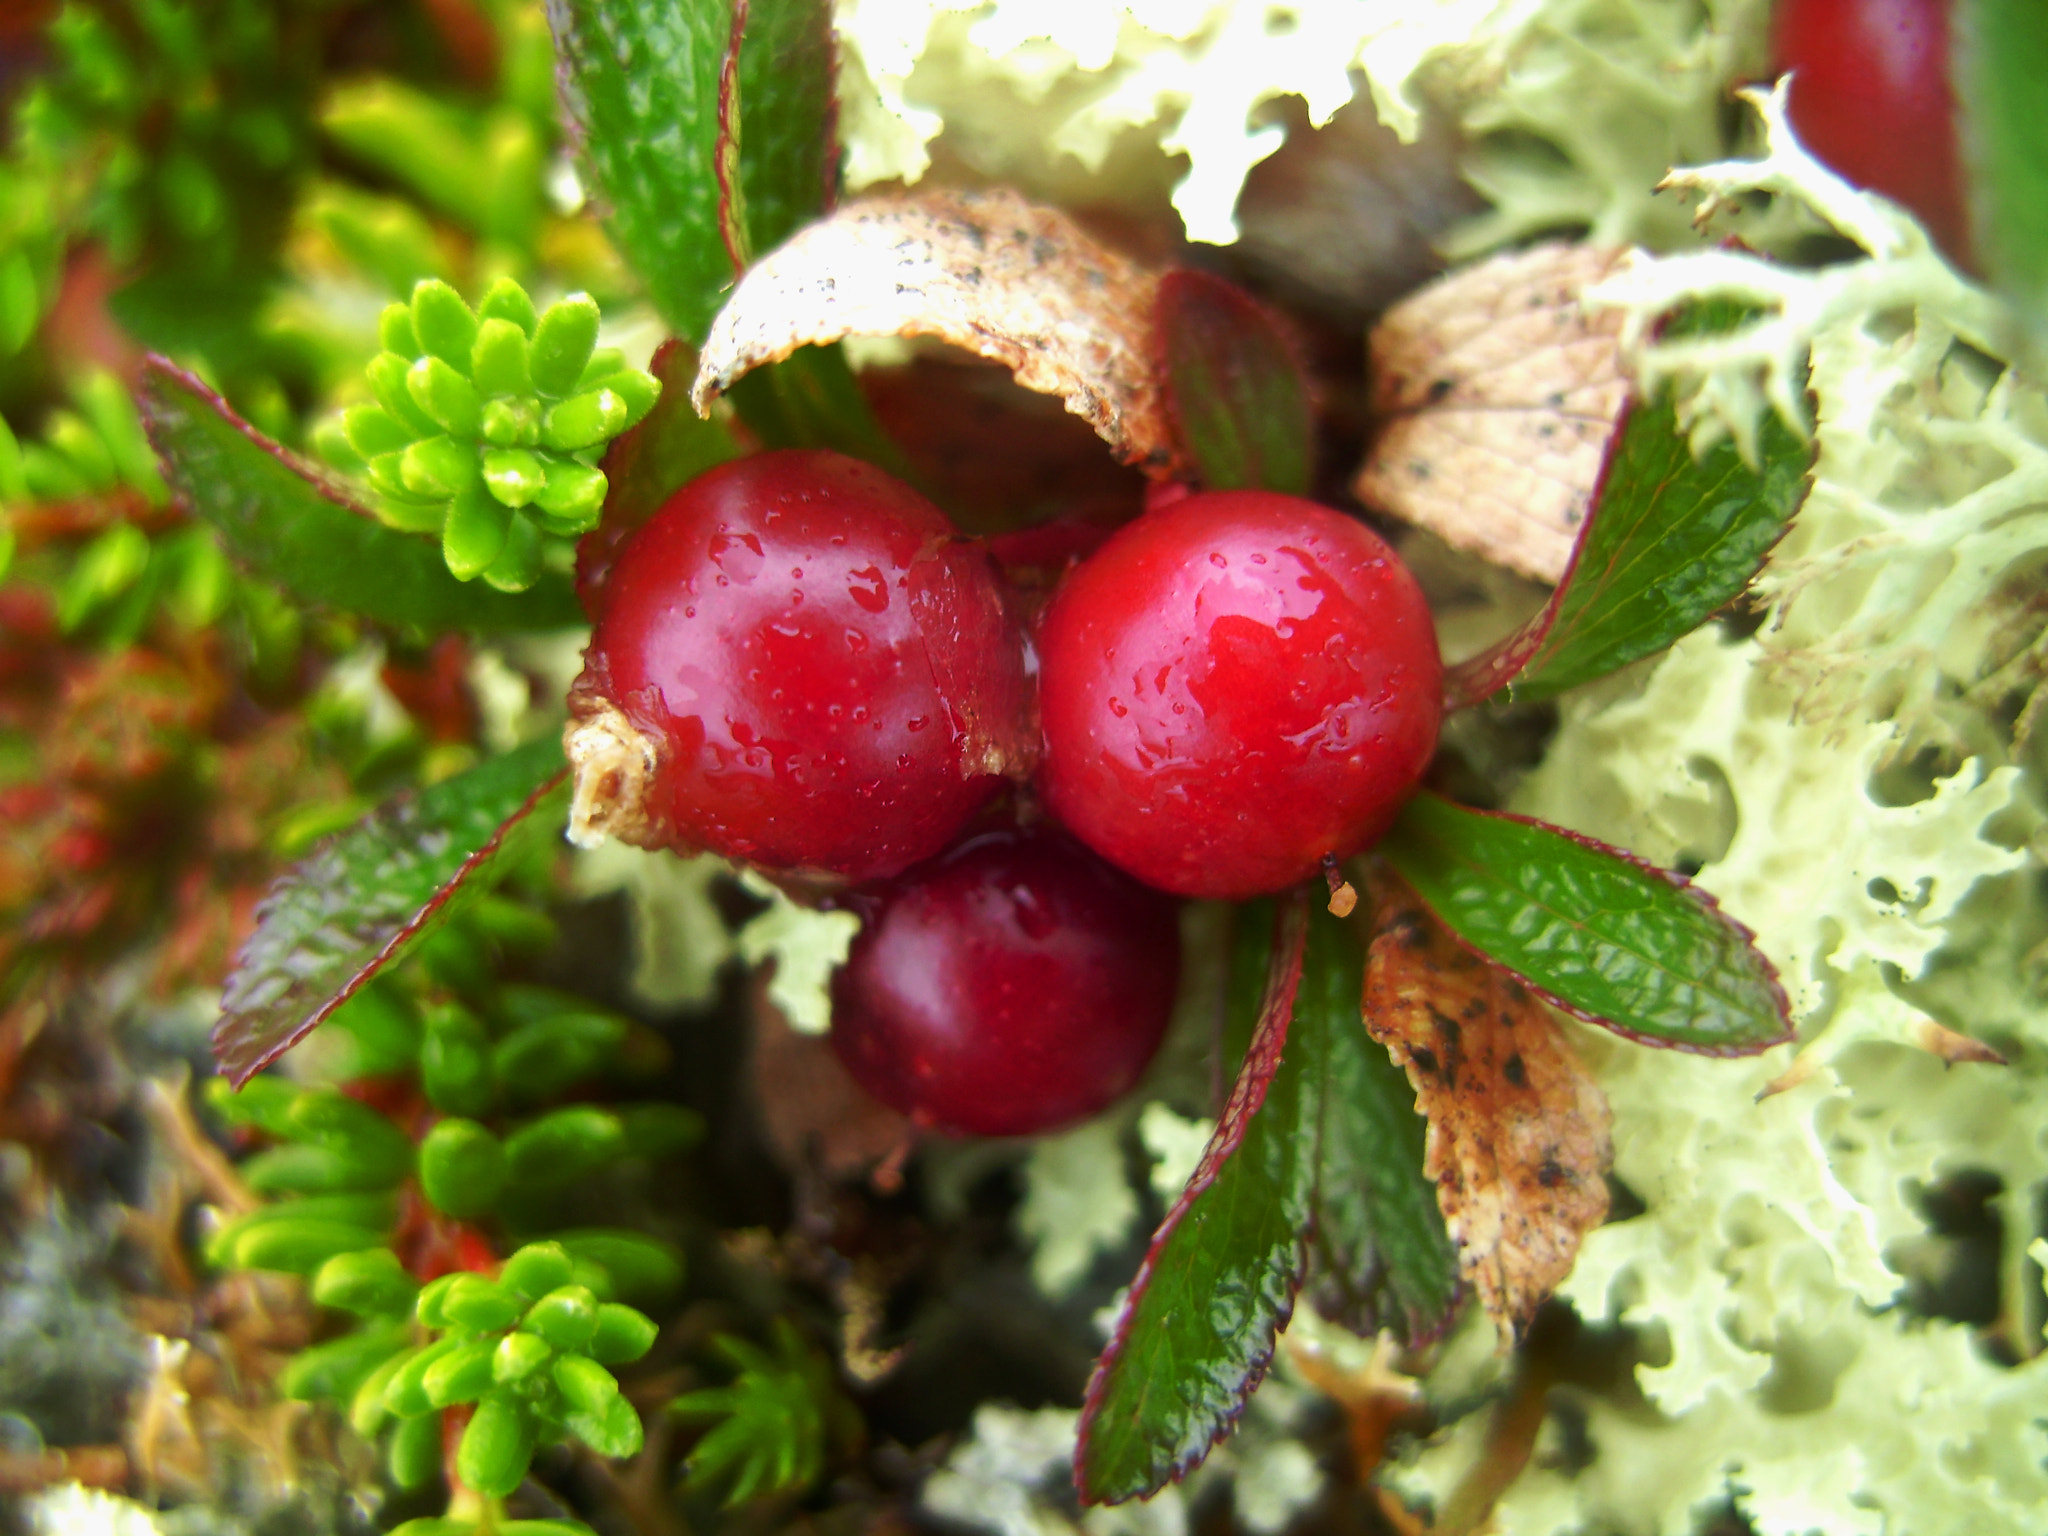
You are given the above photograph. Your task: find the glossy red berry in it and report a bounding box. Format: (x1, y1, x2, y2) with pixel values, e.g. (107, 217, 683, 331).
(565, 450, 1029, 883)
(1773, 0, 1971, 265)
(1035, 489, 1440, 899)
(830, 826, 1180, 1137)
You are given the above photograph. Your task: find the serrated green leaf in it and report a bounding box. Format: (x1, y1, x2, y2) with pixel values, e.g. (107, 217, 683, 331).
(1445, 305, 1811, 707)
(1077, 896, 1460, 1503)
(552, 0, 834, 342)
(138, 359, 581, 632)
(1958, 0, 2048, 348)
(1076, 896, 1313, 1504)
(1157, 269, 1313, 496)
(1378, 793, 1792, 1053)
(212, 737, 570, 1084)
(549, 0, 731, 340)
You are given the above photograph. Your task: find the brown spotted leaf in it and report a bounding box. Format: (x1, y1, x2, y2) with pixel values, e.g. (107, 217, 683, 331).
(691, 188, 1188, 479)
(1354, 243, 1631, 584)
(1361, 867, 1613, 1344)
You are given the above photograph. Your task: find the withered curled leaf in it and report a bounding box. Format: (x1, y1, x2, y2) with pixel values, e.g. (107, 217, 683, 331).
(691, 188, 1187, 478)
(1355, 243, 1632, 584)
(1361, 868, 1613, 1344)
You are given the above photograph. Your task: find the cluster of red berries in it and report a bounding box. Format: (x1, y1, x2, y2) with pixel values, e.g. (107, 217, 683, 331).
(567, 450, 1441, 1136)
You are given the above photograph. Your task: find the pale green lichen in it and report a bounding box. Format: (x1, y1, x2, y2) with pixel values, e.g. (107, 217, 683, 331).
(1430, 0, 1771, 259)
(834, 0, 1520, 244)
(1018, 1118, 1141, 1298)
(1384, 10, 2048, 1533)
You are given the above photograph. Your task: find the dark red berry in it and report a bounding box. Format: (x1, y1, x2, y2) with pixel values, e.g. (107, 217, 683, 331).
(565, 450, 1030, 883)
(830, 826, 1180, 1138)
(1035, 489, 1440, 899)
(1773, 0, 1971, 266)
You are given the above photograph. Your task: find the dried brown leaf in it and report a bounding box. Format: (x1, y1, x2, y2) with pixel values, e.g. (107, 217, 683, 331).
(1361, 869, 1613, 1344)
(1355, 243, 1632, 584)
(691, 188, 1188, 479)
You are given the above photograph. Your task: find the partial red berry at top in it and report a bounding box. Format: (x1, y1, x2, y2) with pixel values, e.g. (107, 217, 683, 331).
(830, 825, 1181, 1138)
(1773, 0, 1971, 266)
(1035, 489, 1441, 900)
(564, 450, 1031, 884)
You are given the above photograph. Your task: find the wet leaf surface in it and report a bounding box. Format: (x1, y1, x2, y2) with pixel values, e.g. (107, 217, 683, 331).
(1077, 894, 1311, 1504)
(1362, 868, 1612, 1342)
(138, 360, 582, 632)
(548, 0, 736, 342)
(1077, 896, 1459, 1502)
(1379, 794, 1794, 1055)
(214, 738, 569, 1085)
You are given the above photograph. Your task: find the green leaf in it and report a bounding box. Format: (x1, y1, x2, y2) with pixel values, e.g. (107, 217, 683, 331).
(671, 1320, 836, 1505)
(458, 1394, 540, 1498)
(1077, 897, 1459, 1501)
(1444, 308, 1812, 707)
(733, 0, 835, 258)
(1957, 0, 2048, 349)
(596, 337, 744, 524)
(549, 0, 737, 342)
(552, 0, 836, 341)
(137, 358, 582, 632)
(1156, 269, 1313, 496)
(1306, 925, 1461, 1343)
(554, 1229, 686, 1304)
(212, 737, 570, 1085)
(418, 1118, 509, 1219)
(1076, 895, 1314, 1504)
(1378, 793, 1793, 1054)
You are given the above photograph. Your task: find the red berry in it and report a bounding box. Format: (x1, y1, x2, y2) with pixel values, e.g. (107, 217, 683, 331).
(1773, 0, 1971, 266)
(830, 826, 1180, 1137)
(1035, 490, 1440, 899)
(565, 450, 1030, 883)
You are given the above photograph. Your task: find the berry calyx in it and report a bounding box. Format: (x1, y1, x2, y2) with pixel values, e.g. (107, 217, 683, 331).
(1034, 489, 1440, 899)
(829, 826, 1180, 1137)
(1773, 0, 1971, 266)
(564, 450, 1030, 884)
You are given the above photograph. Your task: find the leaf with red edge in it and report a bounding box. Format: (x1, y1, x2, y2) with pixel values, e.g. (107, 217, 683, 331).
(1444, 303, 1811, 709)
(138, 359, 582, 633)
(551, 0, 838, 342)
(1077, 893, 1311, 1505)
(214, 738, 569, 1085)
(1076, 894, 1459, 1503)
(1156, 269, 1313, 496)
(1308, 924, 1462, 1345)
(1378, 793, 1792, 1054)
